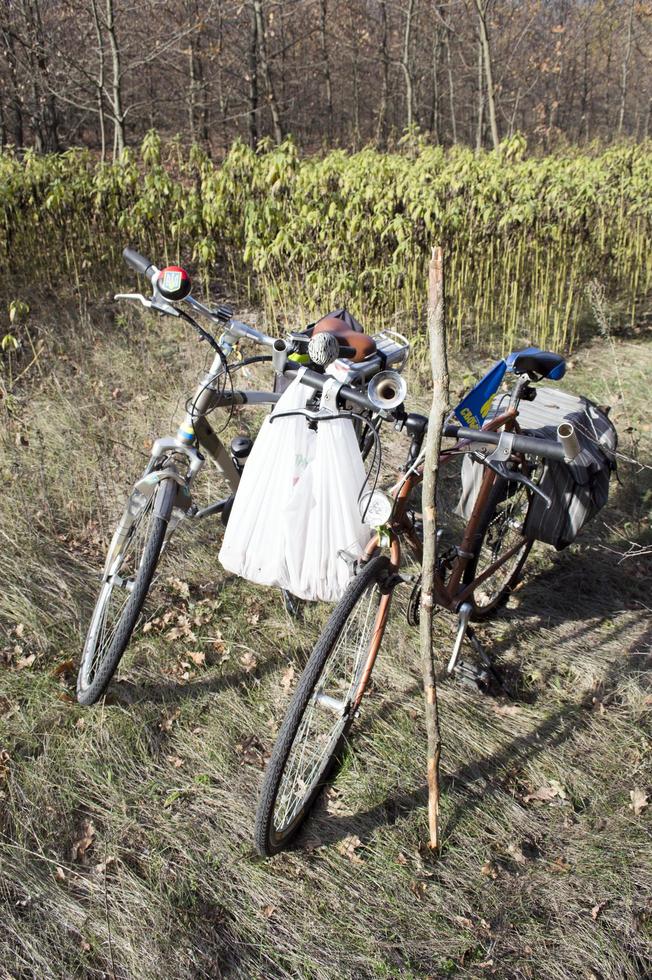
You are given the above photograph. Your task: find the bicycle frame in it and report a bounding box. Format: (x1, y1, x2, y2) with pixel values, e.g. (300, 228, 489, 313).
(102, 350, 279, 573)
(352, 404, 525, 709)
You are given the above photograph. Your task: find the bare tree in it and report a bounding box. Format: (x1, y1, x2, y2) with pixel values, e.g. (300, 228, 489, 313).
(252, 0, 283, 144)
(473, 0, 499, 148)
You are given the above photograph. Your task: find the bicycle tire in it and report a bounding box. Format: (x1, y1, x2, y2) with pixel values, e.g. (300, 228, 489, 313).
(463, 473, 532, 620)
(76, 477, 176, 705)
(255, 555, 392, 857)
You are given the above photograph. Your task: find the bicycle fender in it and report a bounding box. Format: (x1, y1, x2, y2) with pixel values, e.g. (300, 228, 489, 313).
(134, 469, 191, 518)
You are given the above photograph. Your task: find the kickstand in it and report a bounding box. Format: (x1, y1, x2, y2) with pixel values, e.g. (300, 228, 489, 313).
(282, 589, 303, 619)
(447, 602, 473, 674)
(448, 603, 510, 697)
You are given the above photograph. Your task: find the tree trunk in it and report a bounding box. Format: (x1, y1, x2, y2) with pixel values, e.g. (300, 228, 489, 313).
(20, 0, 59, 152)
(420, 245, 449, 852)
(0, 16, 24, 148)
(319, 0, 333, 140)
(247, 1, 259, 147)
(474, 0, 499, 149)
(430, 26, 442, 143)
(252, 0, 283, 144)
(376, 0, 390, 144)
(475, 35, 484, 151)
(400, 0, 416, 130)
(618, 0, 635, 135)
(105, 0, 125, 157)
(89, 0, 106, 161)
(444, 22, 456, 143)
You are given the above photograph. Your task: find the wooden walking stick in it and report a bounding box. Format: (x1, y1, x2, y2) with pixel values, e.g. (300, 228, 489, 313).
(420, 245, 450, 851)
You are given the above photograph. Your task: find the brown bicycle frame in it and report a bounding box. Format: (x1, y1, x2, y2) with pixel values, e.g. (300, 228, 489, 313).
(353, 408, 525, 709)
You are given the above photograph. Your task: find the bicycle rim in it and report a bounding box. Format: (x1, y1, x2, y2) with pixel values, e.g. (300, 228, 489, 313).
(78, 489, 162, 692)
(271, 560, 388, 844)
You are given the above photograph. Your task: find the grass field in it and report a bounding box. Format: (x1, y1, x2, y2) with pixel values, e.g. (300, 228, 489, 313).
(1, 293, 651, 979)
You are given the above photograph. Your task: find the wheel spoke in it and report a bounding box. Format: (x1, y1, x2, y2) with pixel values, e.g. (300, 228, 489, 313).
(80, 494, 157, 688)
(272, 577, 381, 833)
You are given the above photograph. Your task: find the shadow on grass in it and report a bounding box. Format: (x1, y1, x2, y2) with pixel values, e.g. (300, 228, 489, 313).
(290, 519, 652, 852)
(108, 643, 306, 707)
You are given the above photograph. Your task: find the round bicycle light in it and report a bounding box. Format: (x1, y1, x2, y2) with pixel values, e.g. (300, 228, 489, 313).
(359, 489, 393, 526)
(157, 266, 191, 301)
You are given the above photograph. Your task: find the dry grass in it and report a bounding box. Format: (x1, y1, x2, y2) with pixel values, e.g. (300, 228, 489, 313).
(1, 295, 651, 979)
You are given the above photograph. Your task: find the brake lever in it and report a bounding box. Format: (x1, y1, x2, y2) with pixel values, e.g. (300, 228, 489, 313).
(476, 430, 552, 508)
(114, 292, 152, 308)
(114, 291, 180, 318)
(482, 457, 551, 509)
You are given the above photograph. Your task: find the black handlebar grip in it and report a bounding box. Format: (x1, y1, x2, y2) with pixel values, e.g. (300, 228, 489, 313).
(123, 246, 156, 279)
(510, 432, 565, 461)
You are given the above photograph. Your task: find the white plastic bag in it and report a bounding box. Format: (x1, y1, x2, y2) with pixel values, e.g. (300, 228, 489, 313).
(218, 375, 371, 602)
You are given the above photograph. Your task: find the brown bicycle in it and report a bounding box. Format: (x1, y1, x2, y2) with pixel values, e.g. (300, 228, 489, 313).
(254, 352, 570, 856)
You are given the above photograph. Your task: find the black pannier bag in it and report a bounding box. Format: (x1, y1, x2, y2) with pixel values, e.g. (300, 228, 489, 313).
(456, 387, 617, 550)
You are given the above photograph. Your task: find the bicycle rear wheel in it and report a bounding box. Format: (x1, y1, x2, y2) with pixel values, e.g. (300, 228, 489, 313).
(463, 473, 532, 620)
(255, 555, 392, 857)
(76, 476, 176, 705)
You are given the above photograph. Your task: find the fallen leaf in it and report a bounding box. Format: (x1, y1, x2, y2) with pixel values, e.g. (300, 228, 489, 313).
(507, 843, 528, 865)
(159, 708, 180, 732)
(0, 751, 10, 781)
(166, 577, 190, 600)
(396, 851, 409, 866)
(166, 755, 184, 769)
(261, 904, 276, 919)
(71, 819, 96, 862)
(16, 654, 35, 670)
(523, 780, 567, 804)
(453, 915, 473, 929)
(629, 788, 648, 816)
(14, 624, 25, 638)
(51, 658, 75, 678)
(492, 703, 520, 717)
(240, 651, 257, 673)
(280, 665, 295, 692)
(591, 901, 608, 920)
(187, 650, 205, 667)
(549, 856, 570, 873)
(336, 834, 365, 865)
(54, 866, 66, 882)
(93, 856, 116, 875)
(409, 880, 427, 900)
(480, 860, 498, 879)
(235, 735, 268, 768)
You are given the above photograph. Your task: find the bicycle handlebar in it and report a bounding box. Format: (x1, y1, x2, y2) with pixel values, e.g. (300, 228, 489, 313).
(283, 363, 377, 413)
(443, 424, 566, 462)
(123, 246, 158, 282)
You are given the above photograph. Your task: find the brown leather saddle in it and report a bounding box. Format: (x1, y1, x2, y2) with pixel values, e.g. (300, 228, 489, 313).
(312, 315, 376, 363)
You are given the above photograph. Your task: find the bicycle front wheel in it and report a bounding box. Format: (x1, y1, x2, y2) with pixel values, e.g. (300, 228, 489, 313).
(76, 476, 177, 705)
(255, 555, 392, 857)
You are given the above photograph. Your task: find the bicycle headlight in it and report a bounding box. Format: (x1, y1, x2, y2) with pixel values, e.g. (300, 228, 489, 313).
(359, 489, 393, 526)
